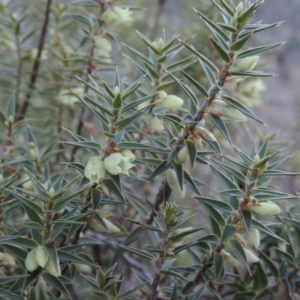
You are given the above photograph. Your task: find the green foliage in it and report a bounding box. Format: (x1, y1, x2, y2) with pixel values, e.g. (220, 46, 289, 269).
(0, 0, 299, 299)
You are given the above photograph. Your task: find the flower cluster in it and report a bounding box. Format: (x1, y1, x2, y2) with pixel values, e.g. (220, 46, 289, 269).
(25, 245, 61, 277)
(84, 149, 135, 183)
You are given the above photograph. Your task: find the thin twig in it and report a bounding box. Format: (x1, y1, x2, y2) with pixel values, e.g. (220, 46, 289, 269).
(146, 182, 164, 225)
(150, 228, 169, 300)
(15, 33, 23, 113)
(16, 0, 52, 121)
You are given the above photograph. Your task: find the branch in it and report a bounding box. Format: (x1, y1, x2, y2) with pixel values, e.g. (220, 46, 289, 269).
(16, 0, 52, 121)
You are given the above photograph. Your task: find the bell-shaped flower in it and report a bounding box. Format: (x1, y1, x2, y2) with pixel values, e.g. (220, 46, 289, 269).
(101, 6, 132, 25)
(44, 259, 61, 277)
(94, 36, 112, 52)
(175, 146, 189, 165)
(243, 247, 260, 263)
(121, 149, 135, 162)
(104, 153, 134, 175)
(25, 250, 39, 272)
(160, 93, 184, 110)
(246, 199, 281, 216)
(35, 245, 49, 268)
(84, 156, 106, 183)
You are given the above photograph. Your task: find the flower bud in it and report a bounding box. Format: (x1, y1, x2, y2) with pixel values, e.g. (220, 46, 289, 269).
(160, 95, 184, 110)
(120, 149, 135, 162)
(236, 2, 243, 15)
(164, 202, 178, 224)
(48, 187, 56, 198)
(22, 174, 34, 192)
(84, 156, 106, 183)
(44, 259, 61, 277)
(104, 153, 134, 176)
(101, 6, 132, 25)
(175, 146, 189, 165)
(86, 216, 120, 233)
(208, 100, 247, 122)
(194, 126, 216, 142)
(166, 169, 185, 198)
(35, 245, 49, 268)
(277, 241, 287, 252)
(243, 247, 259, 263)
(94, 36, 112, 52)
(232, 56, 260, 73)
(245, 199, 281, 216)
(25, 250, 39, 272)
(153, 38, 164, 52)
(145, 115, 165, 133)
(221, 250, 238, 267)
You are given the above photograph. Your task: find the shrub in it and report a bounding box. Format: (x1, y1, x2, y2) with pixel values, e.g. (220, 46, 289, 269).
(0, 0, 299, 299)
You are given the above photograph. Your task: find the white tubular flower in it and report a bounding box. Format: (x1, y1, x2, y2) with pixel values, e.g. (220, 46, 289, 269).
(101, 6, 132, 25)
(160, 94, 184, 110)
(121, 149, 135, 162)
(94, 36, 112, 52)
(243, 247, 260, 263)
(35, 245, 49, 268)
(84, 156, 106, 183)
(246, 200, 281, 216)
(175, 146, 189, 165)
(166, 169, 185, 198)
(232, 56, 260, 73)
(25, 250, 39, 272)
(104, 153, 134, 176)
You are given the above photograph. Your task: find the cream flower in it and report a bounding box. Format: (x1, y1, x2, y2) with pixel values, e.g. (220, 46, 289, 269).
(159, 92, 184, 110)
(175, 146, 189, 165)
(232, 56, 260, 73)
(245, 199, 281, 216)
(59, 87, 84, 107)
(25, 250, 39, 272)
(84, 156, 106, 183)
(101, 6, 132, 25)
(104, 153, 134, 175)
(94, 36, 112, 52)
(121, 149, 135, 162)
